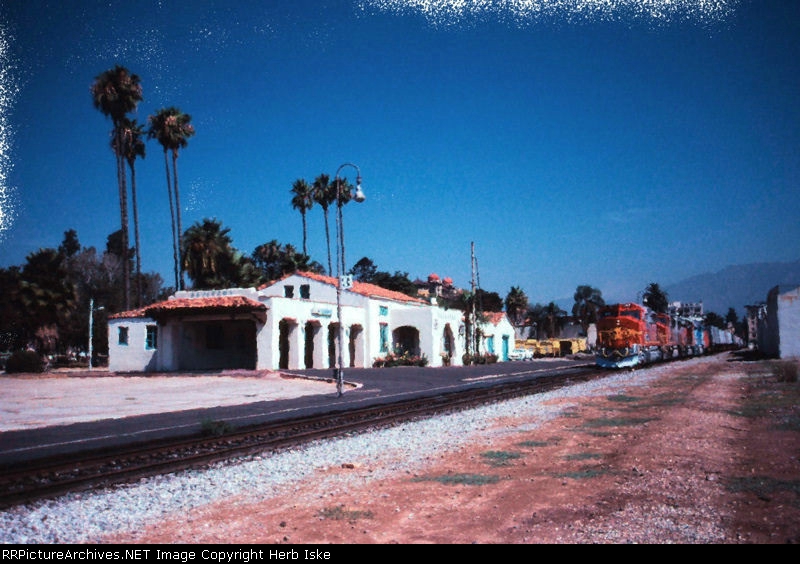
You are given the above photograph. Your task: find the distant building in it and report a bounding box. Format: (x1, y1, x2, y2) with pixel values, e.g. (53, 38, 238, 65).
(413, 273, 461, 300)
(757, 285, 800, 359)
(477, 312, 516, 362)
(744, 303, 767, 349)
(668, 301, 704, 320)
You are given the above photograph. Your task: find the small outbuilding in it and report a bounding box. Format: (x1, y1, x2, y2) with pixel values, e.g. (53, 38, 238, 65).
(758, 284, 800, 359)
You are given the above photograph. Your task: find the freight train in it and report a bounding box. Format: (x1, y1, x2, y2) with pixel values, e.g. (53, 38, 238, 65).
(595, 302, 741, 369)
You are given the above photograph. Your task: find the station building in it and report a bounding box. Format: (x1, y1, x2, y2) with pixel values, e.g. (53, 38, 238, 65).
(107, 271, 515, 373)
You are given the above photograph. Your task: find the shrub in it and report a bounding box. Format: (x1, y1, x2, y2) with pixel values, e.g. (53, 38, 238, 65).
(771, 360, 798, 383)
(372, 351, 428, 367)
(4, 350, 46, 373)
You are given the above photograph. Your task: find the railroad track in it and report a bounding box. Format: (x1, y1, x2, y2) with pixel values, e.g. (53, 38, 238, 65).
(0, 364, 608, 509)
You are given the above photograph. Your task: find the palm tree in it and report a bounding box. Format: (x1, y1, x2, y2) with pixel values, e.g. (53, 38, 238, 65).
(311, 174, 335, 275)
(504, 286, 529, 327)
(536, 302, 565, 339)
(181, 218, 235, 290)
(290, 179, 314, 256)
(90, 65, 143, 310)
(114, 117, 146, 307)
(572, 285, 605, 334)
(147, 107, 195, 291)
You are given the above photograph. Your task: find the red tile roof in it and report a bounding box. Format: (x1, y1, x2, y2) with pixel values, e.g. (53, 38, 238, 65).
(147, 295, 266, 315)
(109, 295, 267, 320)
(483, 311, 509, 326)
(288, 271, 429, 305)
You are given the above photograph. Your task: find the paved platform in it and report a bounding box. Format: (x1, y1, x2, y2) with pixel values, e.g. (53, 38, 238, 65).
(0, 369, 337, 432)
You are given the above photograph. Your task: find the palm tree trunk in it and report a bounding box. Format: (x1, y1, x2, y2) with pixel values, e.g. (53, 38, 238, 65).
(172, 151, 184, 291)
(129, 160, 143, 308)
(115, 128, 131, 311)
(163, 150, 179, 291)
(323, 208, 332, 276)
(301, 212, 308, 256)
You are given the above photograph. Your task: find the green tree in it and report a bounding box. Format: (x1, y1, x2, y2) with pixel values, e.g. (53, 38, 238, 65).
(572, 285, 605, 334)
(642, 282, 669, 314)
(705, 311, 725, 329)
(370, 270, 418, 297)
(290, 178, 314, 256)
(18, 248, 77, 353)
(311, 174, 335, 275)
(0, 266, 25, 350)
(58, 229, 81, 258)
(147, 106, 195, 291)
(90, 65, 143, 310)
(351, 256, 378, 283)
(476, 288, 503, 312)
(527, 302, 566, 339)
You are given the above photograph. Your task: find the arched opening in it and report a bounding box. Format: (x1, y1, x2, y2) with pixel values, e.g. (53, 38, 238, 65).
(304, 321, 318, 369)
(279, 319, 291, 370)
(392, 325, 420, 357)
(349, 324, 363, 368)
(443, 323, 455, 363)
(327, 322, 338, 369)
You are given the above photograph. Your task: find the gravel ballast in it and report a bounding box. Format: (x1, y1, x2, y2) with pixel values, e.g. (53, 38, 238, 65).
(1, 367, 666, 544)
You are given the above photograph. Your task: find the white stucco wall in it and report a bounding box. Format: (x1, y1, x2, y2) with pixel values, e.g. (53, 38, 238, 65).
(108, 317, 158, 373)
(776, 286, 800, 359)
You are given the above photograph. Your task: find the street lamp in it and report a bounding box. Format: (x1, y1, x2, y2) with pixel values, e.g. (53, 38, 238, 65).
(333, 162, 365, 397)
(88, 298, 105, 370)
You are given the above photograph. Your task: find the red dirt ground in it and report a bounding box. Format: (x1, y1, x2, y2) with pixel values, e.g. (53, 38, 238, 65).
(101, 354, 800, 544)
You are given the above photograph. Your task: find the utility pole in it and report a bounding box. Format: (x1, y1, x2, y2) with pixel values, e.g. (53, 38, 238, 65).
(470, 242, 477, 358)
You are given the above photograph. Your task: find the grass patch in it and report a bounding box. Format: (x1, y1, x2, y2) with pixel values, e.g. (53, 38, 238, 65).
(582, 430, 615, 437)
(517, 440, 550, 448)
(413, 473, 501, 486)
(730, 385, 800, 422)
(606, 394, 640, 403)
(564, 452, 603, 461)
(552, 466, 610, 480)
(480, 450, 522, 466)
(726, 476, 800, 503)
(776, 414, 800, 432)
(580, 416, 657, 429)
(317, 506, 374, 521)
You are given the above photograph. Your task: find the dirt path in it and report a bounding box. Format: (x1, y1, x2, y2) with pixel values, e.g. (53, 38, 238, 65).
(102, 354, 800, 544)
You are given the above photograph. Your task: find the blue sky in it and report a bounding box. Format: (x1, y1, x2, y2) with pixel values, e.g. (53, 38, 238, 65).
(0, 1, 798, 308)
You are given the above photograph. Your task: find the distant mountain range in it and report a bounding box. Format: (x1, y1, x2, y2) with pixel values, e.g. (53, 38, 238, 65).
(664, 259, 800, 316)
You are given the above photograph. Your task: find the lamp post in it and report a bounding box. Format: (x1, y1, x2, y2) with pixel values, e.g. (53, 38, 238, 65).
(333, 162, 365, 397)
(88, 298, 105, 370)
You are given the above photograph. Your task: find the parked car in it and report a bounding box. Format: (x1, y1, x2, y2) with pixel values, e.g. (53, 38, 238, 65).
(508, 348, 533, 361)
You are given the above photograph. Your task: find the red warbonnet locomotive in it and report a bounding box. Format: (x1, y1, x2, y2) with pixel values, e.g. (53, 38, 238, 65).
(595, 302, 739, 369)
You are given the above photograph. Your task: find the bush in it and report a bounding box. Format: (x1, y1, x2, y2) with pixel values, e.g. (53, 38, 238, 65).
(772, 360, 798, 383)
(4, 350, 46, 373)
(372, 351, 429, 367)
